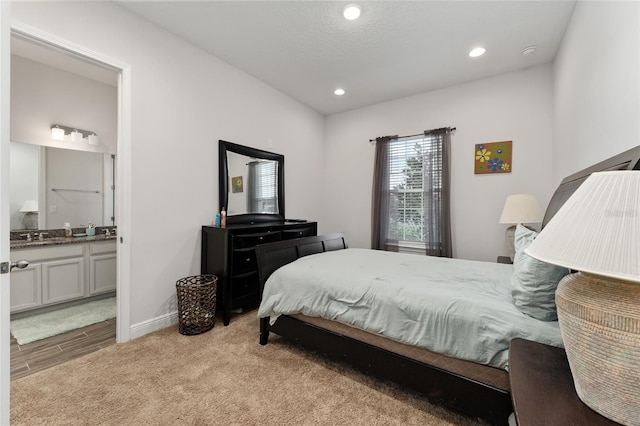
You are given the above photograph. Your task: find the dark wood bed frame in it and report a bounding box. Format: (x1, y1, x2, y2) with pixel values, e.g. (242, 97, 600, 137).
(255, 145, 640, 425)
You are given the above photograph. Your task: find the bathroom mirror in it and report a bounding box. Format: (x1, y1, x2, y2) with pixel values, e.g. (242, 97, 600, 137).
(10, 141, 116, 230)
(219, 140, 284, 225)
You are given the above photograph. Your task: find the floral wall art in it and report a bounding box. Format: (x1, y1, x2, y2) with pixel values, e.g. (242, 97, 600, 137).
(474, 141, 512, 174)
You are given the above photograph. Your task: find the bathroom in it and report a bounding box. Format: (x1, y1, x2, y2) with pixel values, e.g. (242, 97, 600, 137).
(8, 34, 119, 363)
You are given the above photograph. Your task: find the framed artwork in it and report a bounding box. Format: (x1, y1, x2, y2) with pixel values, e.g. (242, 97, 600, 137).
(231, 176, 243, 193)
(475, 141, 512, 174)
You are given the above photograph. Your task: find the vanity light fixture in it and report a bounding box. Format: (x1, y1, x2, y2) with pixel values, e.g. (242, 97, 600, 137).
(343, 4, 361, 20)
(50, 124, 98, 144)
(334, 88, 346, 96)
(469, 47, 486, 58)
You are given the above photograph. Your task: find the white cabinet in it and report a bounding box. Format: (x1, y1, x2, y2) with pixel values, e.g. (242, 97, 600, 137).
(89, 241, 117, 295)
(42, 257, 84, 304)
(10, 240, 116, 313)
(10, 263, 42, 312)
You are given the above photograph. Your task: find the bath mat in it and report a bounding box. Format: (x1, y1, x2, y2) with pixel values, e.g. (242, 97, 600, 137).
(11, 297, 116, 345)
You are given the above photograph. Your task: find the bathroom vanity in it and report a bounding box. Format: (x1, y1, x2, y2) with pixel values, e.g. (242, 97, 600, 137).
(10, 233, 116, 313)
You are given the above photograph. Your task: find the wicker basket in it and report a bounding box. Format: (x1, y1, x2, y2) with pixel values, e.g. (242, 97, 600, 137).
(176, 275, 217, 335)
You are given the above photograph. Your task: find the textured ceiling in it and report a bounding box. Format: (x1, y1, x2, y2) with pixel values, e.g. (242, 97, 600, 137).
(13, 1, 577, 116)
(116, 1, 576, 115)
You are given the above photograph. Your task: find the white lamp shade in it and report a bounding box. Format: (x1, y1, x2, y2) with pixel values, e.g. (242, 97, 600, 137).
(526, 171, 640, 283)
(498, 194, 543, 224)
(71, 130, 83, 142)
(19, 200, 38, 213)
(88, 133, 99, 146)
(51, 126, 65, 140)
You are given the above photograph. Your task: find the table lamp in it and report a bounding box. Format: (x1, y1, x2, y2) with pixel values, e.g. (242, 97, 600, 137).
(525, 170, 640, 425)
(19, 199, 39, 230)
(499, 194, 543, 260)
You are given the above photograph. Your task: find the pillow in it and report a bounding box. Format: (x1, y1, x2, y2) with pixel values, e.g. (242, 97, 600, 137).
(510, 224, 570, 321)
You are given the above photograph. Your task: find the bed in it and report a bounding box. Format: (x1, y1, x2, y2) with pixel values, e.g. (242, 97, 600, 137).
(255, 145, 640, 425)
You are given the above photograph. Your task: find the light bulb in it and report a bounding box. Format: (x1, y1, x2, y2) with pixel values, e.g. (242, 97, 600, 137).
(343, 4, 361, 20)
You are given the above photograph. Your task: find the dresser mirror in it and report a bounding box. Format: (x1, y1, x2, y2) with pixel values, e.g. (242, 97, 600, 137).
(219, 140, 284, 224)
(10, 141, 116, 231)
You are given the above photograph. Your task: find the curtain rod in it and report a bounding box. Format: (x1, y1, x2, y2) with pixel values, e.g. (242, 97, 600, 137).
(369, 127, 456, 143)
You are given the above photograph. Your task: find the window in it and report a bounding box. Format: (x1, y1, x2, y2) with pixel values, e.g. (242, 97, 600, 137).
(388, 136, 442, 245)
(248, 160, 277, 213)
(372, 128, 452, 257)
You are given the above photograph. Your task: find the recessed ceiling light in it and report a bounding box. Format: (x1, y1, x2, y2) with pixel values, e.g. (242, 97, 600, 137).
(343, 4, 361, 20)
(469, 47, 486, 58)
(521, 45, 537, 56)
(334, 88, 346, 96)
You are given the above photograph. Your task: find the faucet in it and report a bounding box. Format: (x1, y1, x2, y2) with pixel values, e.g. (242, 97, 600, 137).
(38, 232, 47, 241)
(20, 233, 32, 242)
(104, 229, 111, 236)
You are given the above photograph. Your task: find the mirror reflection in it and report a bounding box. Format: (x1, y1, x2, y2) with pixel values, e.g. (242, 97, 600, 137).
(10, 141, 116, 230)
(227, 151, 279, 215)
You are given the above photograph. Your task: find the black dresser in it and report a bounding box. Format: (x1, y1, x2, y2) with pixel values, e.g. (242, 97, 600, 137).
(201, 220, 317, 325)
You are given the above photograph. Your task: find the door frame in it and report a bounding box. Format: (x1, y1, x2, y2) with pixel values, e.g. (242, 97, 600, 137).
(1, 3, 12, 423)
(0, 18, 133, 421)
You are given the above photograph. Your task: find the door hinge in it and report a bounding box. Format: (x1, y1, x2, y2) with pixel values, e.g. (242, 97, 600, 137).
(0, 262, 8, 274)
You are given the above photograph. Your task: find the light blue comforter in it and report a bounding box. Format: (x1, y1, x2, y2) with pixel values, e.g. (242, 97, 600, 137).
(257, 248, 563, 370)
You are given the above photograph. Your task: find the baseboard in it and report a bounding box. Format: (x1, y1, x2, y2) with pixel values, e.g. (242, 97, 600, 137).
(129, 310, 178, 340)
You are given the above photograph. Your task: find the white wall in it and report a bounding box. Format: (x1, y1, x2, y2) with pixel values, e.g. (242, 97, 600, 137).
(10, 54, 117, 154)
(553, 1, 640, 183)
(11, 2, 325, 330)
(324, 65, 554, 261)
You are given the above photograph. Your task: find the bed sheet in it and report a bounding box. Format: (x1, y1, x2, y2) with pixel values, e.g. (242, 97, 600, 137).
(257, 248, 563, 370)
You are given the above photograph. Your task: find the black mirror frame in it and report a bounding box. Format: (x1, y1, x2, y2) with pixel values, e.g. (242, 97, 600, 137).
(219, 139, 285, 225)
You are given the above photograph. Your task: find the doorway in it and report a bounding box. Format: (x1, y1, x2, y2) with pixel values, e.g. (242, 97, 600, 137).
(6, 25, 131, 366)
(8, 32, 118, 376)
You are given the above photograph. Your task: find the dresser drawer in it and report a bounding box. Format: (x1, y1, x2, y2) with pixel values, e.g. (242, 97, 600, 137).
(232, 247, 257, 274)
(233, 231, 281, 249)
(232, 271, 259, 300)
(282, 225, 316, 240)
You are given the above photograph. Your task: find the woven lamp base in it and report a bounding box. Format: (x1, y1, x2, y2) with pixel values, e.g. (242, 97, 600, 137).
(556, 272, 640, 426)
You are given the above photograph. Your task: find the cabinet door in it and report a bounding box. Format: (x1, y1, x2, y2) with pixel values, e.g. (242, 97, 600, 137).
(10, 263, 42, 313)
(42, 257, 85, 305)
(89, 253, 117, 295)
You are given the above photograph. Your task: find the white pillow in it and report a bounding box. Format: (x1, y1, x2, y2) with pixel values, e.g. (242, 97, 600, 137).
(510, 224, 570, 321)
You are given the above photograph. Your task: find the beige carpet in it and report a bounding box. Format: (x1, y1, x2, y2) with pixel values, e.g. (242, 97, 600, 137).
(11, 311, 478, 425)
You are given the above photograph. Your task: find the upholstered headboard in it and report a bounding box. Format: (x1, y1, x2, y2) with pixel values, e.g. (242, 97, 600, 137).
(541, 145, 640, 228)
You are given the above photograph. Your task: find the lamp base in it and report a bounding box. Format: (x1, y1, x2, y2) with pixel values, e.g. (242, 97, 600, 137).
(22, 212, 38, 230)
(505, 225, 516, 261)
(556, 272, 640, 426)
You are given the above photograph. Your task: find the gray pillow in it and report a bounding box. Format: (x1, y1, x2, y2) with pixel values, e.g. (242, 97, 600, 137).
(510, 224, 570, 321)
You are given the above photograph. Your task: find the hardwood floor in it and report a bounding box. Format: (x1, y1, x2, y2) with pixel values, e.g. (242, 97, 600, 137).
(11, 319, 116, 380)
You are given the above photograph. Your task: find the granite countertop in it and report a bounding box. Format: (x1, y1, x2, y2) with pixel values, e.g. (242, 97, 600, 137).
(10, 234, 117, 249)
